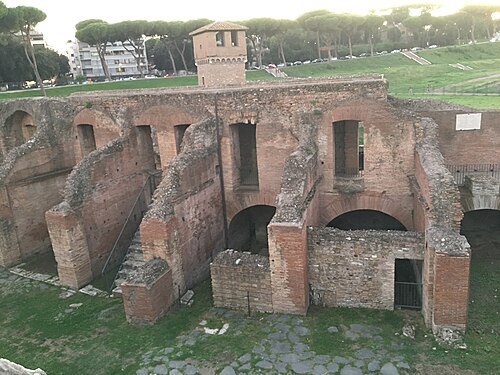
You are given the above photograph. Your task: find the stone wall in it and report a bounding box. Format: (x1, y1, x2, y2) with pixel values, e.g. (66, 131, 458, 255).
(197, 62, 246, 87)
(141, 118, 223, 302)
(308, 228, 424, 309)
(413, 116, 471, 337)
(268, 115, 321, 315)
(46, 127, 155, 288)
(211, 250, 272, 313)
(0, 99, 75, 266)
(420, 110, 500, 165)
(122, 258, 173, 324)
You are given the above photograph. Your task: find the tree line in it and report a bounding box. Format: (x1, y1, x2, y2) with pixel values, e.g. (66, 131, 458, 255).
(0, 1, 69, 95)
(1, 2, 499, 96)
(73, 4, 500, 81)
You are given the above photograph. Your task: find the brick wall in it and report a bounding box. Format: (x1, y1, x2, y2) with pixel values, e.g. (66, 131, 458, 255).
(197, 62, 246, 87)
(425, 228, 470, 333)
(0, 99, 76, 267)
(308, 228, 424, 309)
(122, 259, 173, 324)
(269, 121, 321, 314)
(419, 110, 500, 165)
(211, 250, 272, 313)
(46, 128, 155, 287)
(141, 119, 223, 299)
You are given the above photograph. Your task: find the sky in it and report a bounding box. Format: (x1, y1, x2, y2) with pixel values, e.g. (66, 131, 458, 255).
(3, 0, 498, 53)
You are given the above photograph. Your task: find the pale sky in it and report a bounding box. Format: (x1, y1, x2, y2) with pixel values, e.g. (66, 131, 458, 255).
(3, 0, 497, 53)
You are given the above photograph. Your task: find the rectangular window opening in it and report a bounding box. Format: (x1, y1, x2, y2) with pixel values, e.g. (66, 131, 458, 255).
(333, 120, 363, 177)
(215, 31, 225, 47)
(231, 31, 238, 47)
(77, 124, 97, 157)
(233, 123, 259, 189)
(174, 124, 190, 154)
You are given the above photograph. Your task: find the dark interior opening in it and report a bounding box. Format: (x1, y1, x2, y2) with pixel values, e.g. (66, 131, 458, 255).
(174, 124, 190, 154)
(77, 124, 97, 157)
(232, 123, 259, 188)
(327, 210, 407, 231)
(461, 209, 500, 261)
(333, 120, 363, 177)
(3, 110, 35, 153)
(394, 259, 422, 310)
(228, 205, 276, 256)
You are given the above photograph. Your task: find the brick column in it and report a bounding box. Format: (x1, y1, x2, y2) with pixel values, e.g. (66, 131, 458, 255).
(268, 223, 309, 315)
(432, 253, 470, 331)
(46, 209, 93, 289)
(0, 187, 21, 266)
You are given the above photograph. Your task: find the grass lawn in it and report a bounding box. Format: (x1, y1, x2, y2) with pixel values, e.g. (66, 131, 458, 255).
(1, 242, 498, 375)
(0, 43, 498, 109)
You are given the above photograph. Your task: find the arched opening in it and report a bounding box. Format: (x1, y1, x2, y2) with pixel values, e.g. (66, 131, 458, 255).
(460, 209, 499, 330)
(461, 209, 500, 261)
(228, 205, 276, 256)
(326, 209, 407, 231)
(3, 110, 35, 152)
(333, 120, 364, 177)
(76, 124, 96, 157)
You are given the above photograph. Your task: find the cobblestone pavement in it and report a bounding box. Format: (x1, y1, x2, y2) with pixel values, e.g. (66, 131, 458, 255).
(0, 268, 412, 375)
(137, 309, 411, 375)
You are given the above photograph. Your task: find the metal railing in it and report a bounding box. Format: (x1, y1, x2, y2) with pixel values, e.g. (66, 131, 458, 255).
(395, 281, 422, 310)
(446, 164, 500, 186)
(100, 170, 161, 291)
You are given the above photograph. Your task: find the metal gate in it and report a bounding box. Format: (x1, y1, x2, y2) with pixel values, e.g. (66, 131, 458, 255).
(395, 281, 422, 309)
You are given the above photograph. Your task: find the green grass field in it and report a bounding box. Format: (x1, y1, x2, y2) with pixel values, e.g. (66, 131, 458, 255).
(1, 43, 499, 109)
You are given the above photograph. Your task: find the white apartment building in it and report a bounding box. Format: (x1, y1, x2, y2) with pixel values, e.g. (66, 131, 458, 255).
(66, 39, 148, 80)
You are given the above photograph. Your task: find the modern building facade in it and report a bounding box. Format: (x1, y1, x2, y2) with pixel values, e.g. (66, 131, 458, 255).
(66, 39, 148, 80)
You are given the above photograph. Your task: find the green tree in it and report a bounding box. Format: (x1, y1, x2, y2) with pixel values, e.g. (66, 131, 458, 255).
(110, 20, 149, 77)
(76, 19, 112, 80)
(243, 18, 280, 67)
(149, 21, 179, 75)
(297, 10, 332, 59)
(272, 19, 297, 66)
(0, 36, 31, 83)
(339, 14, 364, 57)
(362, 14, 384, 56)
(10, 6, 47, 95)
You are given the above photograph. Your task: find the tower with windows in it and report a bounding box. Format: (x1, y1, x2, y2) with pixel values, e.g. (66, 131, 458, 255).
(189, 21, 248, 87)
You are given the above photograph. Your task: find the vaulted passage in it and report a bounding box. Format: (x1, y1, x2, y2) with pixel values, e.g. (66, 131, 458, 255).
(461, 209, 500, 260)
(326, 209, 407, 231)
(3, 110, 35, 154)
(228, 205, 276, 256)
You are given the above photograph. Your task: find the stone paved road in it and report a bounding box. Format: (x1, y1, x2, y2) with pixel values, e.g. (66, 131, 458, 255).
(137, 310, 411, 375)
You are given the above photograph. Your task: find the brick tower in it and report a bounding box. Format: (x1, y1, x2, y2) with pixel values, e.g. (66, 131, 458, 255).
(189, 21, 248, 87)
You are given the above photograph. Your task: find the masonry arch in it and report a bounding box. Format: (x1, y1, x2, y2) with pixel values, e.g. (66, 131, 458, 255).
(74, 109, 121, 161)
(320, 193, 413, 230)
(460, 209, 500, 260)
(326, 209, 407, 231)
(228, 205, 276, 256)
(461, 194, 500, 212)
(2, 110, 36, 155)
(134, 106, 201, 168)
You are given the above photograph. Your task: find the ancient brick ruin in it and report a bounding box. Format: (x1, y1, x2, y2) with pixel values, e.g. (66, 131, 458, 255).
(0, 76, 498, 341)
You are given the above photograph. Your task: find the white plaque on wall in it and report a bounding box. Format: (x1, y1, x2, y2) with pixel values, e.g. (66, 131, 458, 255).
(455, 113, 481, 130)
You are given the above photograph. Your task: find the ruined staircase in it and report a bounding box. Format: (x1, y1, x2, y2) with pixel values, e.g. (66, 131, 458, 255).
(112, 230, 145, 295)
